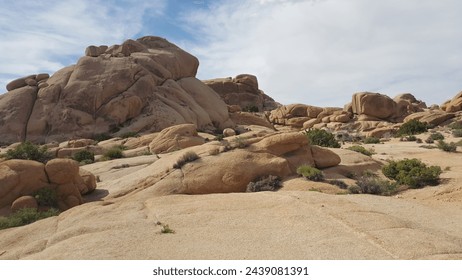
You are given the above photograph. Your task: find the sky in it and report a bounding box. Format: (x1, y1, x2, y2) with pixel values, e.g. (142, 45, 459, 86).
(1, 0, 461, 107)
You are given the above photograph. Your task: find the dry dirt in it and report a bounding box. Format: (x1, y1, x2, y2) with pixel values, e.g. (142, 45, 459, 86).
(0, 131, 461, 260)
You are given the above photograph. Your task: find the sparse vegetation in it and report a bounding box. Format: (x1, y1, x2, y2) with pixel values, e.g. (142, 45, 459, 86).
(5, 141, 52, 163)
(396, 119, 428, 136)
(173, 151, 200, 169)
(401, 135, 417, 142)
(429, 132, 445, 141)
(232, 137, 248, 148)
(160, 224, 175, 234)
(72, 150, 95, 163)
(246, 175, 282, 192)
(214, 134, 224, 141)
(328, 179, 348, 189)
(103, 146, 124, 159)
(243, 104, 259, 113)
(436, 140, 457, 153)
(296, 165, 324, 181)
(33, 187, 58, 208)
(304, 129, 341, 148)
(347, 145, 374, 157)
(363, 137, 381, 144)
(382, 158, 442, 188)
(453, 129, 462, 138)
(0, 208, 59, 230)
(448, 121, 462, 130)
(353, 174, 398, 196)
(120, 131, 139, 139)
(93, 133, 111, 142)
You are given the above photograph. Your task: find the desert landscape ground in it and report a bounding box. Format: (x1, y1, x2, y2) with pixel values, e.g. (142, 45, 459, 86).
(0, 36, 461, 260)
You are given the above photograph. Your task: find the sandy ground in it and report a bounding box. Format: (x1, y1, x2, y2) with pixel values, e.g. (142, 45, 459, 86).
(0, 132, 461, 260)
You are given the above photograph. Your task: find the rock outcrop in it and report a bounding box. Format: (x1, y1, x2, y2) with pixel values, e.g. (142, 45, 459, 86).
(0, 36, 234, 144)
(148, 124, 205, 154)
(441, 91, 462, 112)
(0, 159, 96, 212)
(204, 74, 279, 112)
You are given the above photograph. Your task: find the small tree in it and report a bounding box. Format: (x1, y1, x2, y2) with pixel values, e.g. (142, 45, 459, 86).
(5, 141, 52, 163)
(382, 158, 441, 188)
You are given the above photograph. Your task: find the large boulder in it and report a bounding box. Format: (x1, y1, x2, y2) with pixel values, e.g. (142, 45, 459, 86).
(441, 91, 462, 112)
(148, 124, 205, 154)
(351, 92, 397, 120)
(1, 36, 234, 144)
(404, 111, 456, 126)
(204, 74, 279, 112)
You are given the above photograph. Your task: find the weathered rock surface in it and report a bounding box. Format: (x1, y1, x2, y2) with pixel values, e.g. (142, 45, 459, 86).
(148, 124, 205, 154)
(441, 91, 462, 112)
(204, 74, 279, 112)
(1, 36, 234, 144)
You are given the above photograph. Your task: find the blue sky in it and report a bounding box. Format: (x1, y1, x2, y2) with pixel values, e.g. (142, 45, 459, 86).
(1, 0, 461, 107)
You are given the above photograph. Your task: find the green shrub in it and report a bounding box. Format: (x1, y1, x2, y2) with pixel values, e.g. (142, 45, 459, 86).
(304, 129, 341, 148)
(354, 175, 398, 196)
(429, 132, 445, 141)
(382, 158, 441, 188)
(347, 145, 374, 156)
(401, 135, 417, 142)
(33, 187, 58, 208)
(104, 146, 124, 159)
(243, 104, 259, 113)
(93, 133, 112, 142)
(214, 134, 224, 141)
(328, 179, 348, 189)
(173, 151, 200, 169)
(296, 165, 324, 181)
(72, 150, 95, 163)
(5, 141, 51, 163)
(436, 140, 457, 153)
(246, 175, 282, 192)
(396, 119, 428, 136)
(0, 208, 59, 230)
(160, 224, 175, 234)
(120, 131, 139, 139)
(453, 129, 462, 138)
(363, 137, 381, 144)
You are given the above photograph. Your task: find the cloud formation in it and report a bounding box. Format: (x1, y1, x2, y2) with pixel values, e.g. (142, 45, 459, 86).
(0, 0, 166, 92)
(183, 0, 462, 106)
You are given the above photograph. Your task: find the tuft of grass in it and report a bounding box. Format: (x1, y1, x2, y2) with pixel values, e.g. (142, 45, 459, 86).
(0, 208, 59, 230)
(436, 140, 457, 153)
(363, 137, 381, 144)
(296, 165, 324, 181)
(347, 145, 374, 157)
(5, 141, 52, 163)
(246, 175, 282, 192)
(429, 132, 445, 141)
(72, 150, 95, 163)
(353, 175, 399, 196)
(304, 129, 341, 148)
(173, 151, 200, 169)
(214, 134, 224, 141)
(160, 224, 175, 234)
(103, 146, 124, 159)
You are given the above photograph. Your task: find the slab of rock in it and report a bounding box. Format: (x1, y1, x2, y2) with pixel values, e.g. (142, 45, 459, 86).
(148, 124, 205, 154)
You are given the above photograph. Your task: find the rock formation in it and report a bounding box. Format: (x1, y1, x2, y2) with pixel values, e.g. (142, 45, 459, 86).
(441, 91, 462, 112)
(204, 74, 279, 112)
(0, 36, 234, 144)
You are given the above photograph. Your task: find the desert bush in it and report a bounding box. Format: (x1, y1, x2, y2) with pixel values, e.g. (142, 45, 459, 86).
(0, 208, 59, 230)
(453, 129, 462, 138)
(72, 150, 95, 163)
(363, 137, 381, 144)
(243, 104, 259, 113)
(448, 121, 462, 130)
(103, 146, 124, 159)
(173, 151, 200, 169)
(296, 165, 324, 181)
(33, 187, 58, 208)
(328, 179, 348, 189)
(214, 134, 224, 141)
(354, 175, 398, 196)
(160, 224, 175, 234)
(436, 140, 457, 153)
(429, 132, 445, 141)
(400, 135, 417, 142)
(304, 129, 341, 148)
(420, 145, 438, 149)
(120, 131, 139, 138)
(347, 145, 374, 157)
(396, 119, 428, 136)
(5, 141, 52, 163)
(246, 175, 282, 192)
(382, 158, 441, 188)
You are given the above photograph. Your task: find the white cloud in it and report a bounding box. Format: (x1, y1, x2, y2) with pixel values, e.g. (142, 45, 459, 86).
(183, 0, 462, 106)
(0, 0, 166, 92)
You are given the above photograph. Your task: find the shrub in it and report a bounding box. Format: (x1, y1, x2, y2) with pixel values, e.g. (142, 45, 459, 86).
(304, 129, 341, 148)
(429, 132, 445, 141)
(72, 150, 95, 163)
(396, 119, 428, 136)
(448, 121, 462, 130)
(5, 141, 51, 163)
(436, 140, 457, 153)
(33, 187, 58, 208)
(354, 175, 398, 196)
(363, 137, 381, 144)
(0, 208, 59, 230)
(103, 146, 124, 159)
(160, 224, 175, 234)
(347, 145, 374, 157)
(328, 179, 348, 189)
(120, 131, 139, 139)
(232, 137, 248, 148)
(453, 129, 462, 138)
(243, 104, 259, 113)
(401, 135, 417, 142)
(246, 175, 282, 192)
(425, 137, 434, 144)
(93, 133, 111, 142)
(173, 151, 200, 169)
(382, 158, 442, 188)
(296, 165, 324, 181)
(214, 134, 224, 141)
